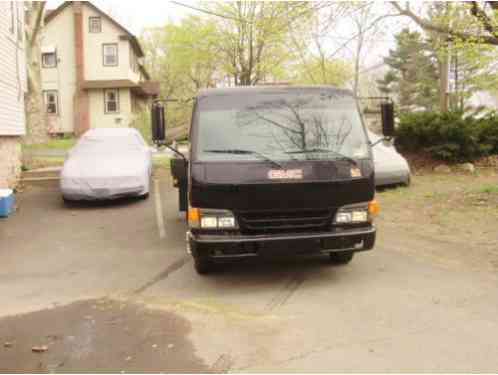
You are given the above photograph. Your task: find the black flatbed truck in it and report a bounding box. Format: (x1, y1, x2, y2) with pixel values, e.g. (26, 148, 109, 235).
(153, 85, 394, 274)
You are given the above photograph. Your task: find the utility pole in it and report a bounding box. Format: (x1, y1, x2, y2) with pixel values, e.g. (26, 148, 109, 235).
(438, 45, 449, 113)
(438, 2, 450, 113)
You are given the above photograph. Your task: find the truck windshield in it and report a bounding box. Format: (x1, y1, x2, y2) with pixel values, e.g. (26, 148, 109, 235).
(195, 90, 369, 162)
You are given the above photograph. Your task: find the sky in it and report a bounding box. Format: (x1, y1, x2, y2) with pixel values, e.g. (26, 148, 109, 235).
(45, 1, 412, 72)
(46, 0, 198, 34)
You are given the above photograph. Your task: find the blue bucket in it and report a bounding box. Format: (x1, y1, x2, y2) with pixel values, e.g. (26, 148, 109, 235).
(0, 189, 15, 218)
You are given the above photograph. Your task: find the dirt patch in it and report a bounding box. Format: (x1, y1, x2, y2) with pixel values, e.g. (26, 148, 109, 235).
(402, 151, 442, 174)
(377, 168, 498, 273)
(0, 299, 209, 373)
(402, 152, 498, 174)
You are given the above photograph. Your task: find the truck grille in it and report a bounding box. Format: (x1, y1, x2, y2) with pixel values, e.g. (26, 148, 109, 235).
(237, 209, 333, 234)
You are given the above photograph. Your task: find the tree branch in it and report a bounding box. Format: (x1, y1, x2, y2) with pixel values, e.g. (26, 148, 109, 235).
(470, 1, 498, 39)
(391, 1, 498, 45)
(30, 2, 46, 47)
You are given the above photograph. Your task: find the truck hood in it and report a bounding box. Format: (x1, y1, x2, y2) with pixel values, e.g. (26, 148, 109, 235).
(189, 160, 375, 211)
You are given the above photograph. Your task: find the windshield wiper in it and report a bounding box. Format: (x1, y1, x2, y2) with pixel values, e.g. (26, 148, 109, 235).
(203, 149, 285, 169)
(285, 148, 358, 166)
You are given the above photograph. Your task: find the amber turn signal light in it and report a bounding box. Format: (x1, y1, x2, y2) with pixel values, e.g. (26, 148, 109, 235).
(188, 207, 200, 222)
(368, 200, 380, 216)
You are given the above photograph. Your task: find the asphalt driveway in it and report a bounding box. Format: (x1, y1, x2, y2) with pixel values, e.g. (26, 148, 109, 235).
(1, 175, 498, 372)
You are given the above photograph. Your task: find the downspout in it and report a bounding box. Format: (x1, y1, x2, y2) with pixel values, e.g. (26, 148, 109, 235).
(73, 1, 90, 135)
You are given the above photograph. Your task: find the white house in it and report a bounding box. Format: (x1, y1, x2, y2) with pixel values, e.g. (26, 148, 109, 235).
(0, 2, 27, 189)
(41, 1, 159, 136)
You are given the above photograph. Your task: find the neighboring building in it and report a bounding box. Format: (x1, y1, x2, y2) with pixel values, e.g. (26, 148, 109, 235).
(41, 1, 159, 136)
(0, 2, 27, 188)
(468, 91, 498, 111)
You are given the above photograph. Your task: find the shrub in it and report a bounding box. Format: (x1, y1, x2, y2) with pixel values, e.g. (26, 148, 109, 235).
(395, 110, 498, 162)
(131, 109, 152, 145)
(478, 111, 498, 155)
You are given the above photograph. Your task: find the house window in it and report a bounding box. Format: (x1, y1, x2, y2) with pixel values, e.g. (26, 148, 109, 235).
(104, 89, 119, 113)
(89, 16, 101, 33)
(44, 91, 59, 114)
(42, 52, 57, 68)
(103, 43, 118, 66)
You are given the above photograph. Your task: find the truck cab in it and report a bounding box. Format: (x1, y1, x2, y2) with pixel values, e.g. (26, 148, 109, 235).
(158, 86, 394, 274)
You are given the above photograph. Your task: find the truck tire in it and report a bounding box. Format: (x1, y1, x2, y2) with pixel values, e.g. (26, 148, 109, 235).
(194, 257, 214, 275)
(329, 251, 354, 264)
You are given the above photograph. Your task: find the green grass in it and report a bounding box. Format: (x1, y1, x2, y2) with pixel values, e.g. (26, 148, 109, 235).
(23, 137, 77, 151)
(478, 184, 498, 194)
(152, 156, 171, 170)
(22, 156, 65, 170)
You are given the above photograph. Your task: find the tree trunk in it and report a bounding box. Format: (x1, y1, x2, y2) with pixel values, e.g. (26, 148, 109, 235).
(438, 49, 449, 112)
(24, 2, 48, 145)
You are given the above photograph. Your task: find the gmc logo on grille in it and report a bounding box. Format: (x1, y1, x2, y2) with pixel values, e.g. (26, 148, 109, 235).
(267, 169, 303, 180)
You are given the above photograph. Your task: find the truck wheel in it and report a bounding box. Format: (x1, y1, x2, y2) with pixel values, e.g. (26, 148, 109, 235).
(194, 258, 214, 275)
(329, 251, 354, 264)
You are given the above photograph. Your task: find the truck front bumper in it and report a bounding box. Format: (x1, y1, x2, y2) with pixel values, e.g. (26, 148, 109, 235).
(188, 226, 376, 260)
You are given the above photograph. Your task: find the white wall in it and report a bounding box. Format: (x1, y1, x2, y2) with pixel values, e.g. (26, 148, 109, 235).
(83, 5, 138, 83)
(0, 2, 26, 136)
(89, 88, 133, 128)
(41, 4, 76, 134)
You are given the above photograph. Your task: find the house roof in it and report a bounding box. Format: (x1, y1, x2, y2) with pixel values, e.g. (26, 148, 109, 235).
(139, 65, 150, 81)
(137, 81, 160, 96)
(81, 79, 140, 90)
(45, 1, 145, 58)
(82, 79, 160, 97)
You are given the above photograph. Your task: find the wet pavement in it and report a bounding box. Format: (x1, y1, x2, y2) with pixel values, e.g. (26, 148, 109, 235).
(0, 299, 208, 373)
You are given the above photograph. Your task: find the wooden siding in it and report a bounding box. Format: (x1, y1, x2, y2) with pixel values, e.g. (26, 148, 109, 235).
(0, 2, 26, 136)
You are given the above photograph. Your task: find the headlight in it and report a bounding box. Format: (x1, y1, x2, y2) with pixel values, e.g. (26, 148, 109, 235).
(334, 202, 373, 224)
(335, 212, 352, 223)
(200, 217, 218, 228)
(188, 208, 238, 229)
(218, 217, 236, 228)
(352, 211, 368, 222)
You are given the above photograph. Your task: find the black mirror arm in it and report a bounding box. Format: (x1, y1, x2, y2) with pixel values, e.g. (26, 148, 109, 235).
(370, 136, 393, 148)
(155, 141, 187, 161)
(167, 144, 187, 161)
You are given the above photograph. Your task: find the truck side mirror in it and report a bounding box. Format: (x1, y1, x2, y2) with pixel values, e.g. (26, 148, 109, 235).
(151, 101, 166, 144)
(380, 102, 395, 138)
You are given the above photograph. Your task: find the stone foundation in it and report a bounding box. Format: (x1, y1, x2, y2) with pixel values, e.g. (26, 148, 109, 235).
(0, 136, 22, 189)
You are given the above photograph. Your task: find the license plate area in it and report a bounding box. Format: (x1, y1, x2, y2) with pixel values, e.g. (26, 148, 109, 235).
(263, 238, 320, 254)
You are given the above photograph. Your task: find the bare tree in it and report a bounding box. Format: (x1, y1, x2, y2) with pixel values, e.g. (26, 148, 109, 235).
(391, 1, 498, 45)
(202, 2, 320, 86)
(24, 2, 48, 144)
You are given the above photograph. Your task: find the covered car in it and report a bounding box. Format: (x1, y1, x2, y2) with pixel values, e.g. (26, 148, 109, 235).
(368, 130, 411, 187)
(61, 128, 152, 201)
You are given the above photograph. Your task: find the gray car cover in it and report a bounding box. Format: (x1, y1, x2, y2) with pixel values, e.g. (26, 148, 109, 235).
(60, 128, 152, 200)
(368, 130, 411, 186)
